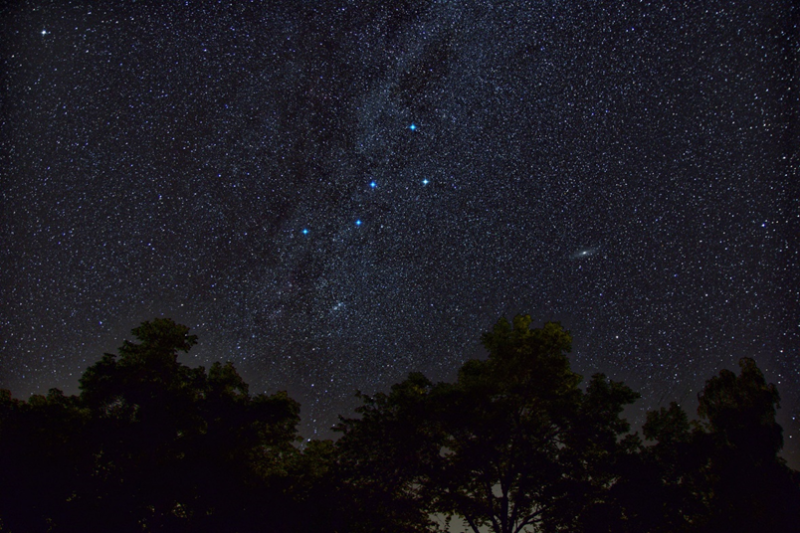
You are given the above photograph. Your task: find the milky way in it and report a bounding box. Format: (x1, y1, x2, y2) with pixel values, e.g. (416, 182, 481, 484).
(2, 1, 798, 461)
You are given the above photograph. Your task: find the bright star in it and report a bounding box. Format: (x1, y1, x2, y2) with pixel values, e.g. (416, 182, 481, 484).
(369, 181, 377, 188)
(355, 219, 362, 226)
(41, 29, 48, 35)
(409, 123, 417, 131)
(422, 179, 429, 185)
(302, 228, 309, 235)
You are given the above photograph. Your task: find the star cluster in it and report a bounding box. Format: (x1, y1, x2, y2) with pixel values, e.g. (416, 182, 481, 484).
(2, 1, 797, 459)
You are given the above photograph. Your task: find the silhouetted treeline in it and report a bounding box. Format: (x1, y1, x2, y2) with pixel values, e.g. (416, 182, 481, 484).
(1, 316, 798, 532)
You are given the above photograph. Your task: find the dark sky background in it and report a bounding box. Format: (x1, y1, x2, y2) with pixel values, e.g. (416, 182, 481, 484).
(2, 1, 798, 463)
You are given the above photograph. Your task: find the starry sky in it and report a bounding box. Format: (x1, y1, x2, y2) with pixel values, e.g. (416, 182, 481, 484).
(2, 1, 798, 462)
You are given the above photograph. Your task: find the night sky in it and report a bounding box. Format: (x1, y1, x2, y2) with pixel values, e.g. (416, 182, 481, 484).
(3, 1, 798, 463)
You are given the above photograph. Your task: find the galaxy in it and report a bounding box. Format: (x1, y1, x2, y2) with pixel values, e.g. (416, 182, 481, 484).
(2, 1, 797, 461)
(570, 246, 600, 259)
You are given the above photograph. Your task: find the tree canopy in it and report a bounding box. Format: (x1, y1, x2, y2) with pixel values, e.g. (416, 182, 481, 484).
(0, 319, 304, 533)
(336, 317, 641, 533)
(0, 315, 797, 532)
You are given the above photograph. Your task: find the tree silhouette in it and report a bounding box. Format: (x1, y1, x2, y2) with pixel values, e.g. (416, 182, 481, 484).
(612, 357, 800, 533)
(336, 316, 640, 533)
(692, 357, 800, 533)
(2, 316, 799, 532)
(1, 319, 302, 532)
(0, 388, 90, 532)
(334, 371, 444, 532)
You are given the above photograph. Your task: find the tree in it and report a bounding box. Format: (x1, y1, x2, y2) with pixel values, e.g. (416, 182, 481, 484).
(0, 388, 90, 533)
(335, 372, 445, 533)
(619, 357, 800, 533)
(698, 357, 783, 461)
(0, 318, 303, 532)
(77, 318, 302, 532)
(428, 318, 584, 533)
(555, 373, 641, 532)
(336, 316, 641, 533)
(691, 357, 800, 533)
(608, 401, 706, 533)
(4, 315, 799, 533)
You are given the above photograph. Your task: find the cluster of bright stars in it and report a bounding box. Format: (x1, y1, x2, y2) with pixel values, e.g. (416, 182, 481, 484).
(300, 124, 427, 237)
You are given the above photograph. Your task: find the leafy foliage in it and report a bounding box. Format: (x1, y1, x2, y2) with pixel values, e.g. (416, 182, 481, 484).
(691, 358, 799, 532)
(612, 358, 800, 533)
(0, 319, 302, 533)
(1, 316, 798, 532)
(336, 316, 641, 533)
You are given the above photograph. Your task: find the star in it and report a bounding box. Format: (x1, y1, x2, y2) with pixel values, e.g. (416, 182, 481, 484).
(4, 0, 797, 468)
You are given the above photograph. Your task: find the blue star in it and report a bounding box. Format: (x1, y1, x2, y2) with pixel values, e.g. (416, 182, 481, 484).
(302, 228, 309, 235)
(355, 219, 362, 226)
(422, 179, 429, 185)
(369, 181, 377, 188)
(409, 123, 417, 131)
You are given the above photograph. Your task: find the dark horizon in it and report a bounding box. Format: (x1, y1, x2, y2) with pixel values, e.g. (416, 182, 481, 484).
(2, 316, 797, 533)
